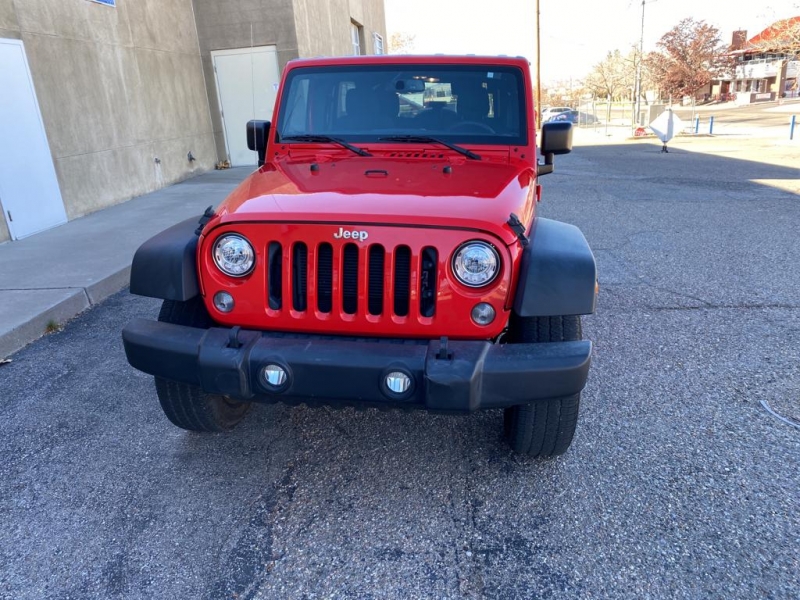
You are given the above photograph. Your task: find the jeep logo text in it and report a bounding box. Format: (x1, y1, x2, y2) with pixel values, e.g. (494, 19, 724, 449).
(333, 227, 369, 242)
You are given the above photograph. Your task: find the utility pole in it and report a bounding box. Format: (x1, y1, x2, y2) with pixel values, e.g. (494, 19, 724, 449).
(633, 0, 645, 128)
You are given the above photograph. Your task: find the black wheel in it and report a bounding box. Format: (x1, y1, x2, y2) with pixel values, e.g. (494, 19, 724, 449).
(154, 298, 250, 432)
(503, 315, 582, 457)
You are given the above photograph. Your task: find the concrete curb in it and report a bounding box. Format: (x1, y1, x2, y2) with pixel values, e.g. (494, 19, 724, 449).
(86, 266, 132, 305)
(0, 268, 131, 359)
(0, 290, 88, 359)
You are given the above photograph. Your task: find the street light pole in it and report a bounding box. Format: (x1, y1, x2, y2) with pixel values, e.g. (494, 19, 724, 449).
(634, 0, 645, 128)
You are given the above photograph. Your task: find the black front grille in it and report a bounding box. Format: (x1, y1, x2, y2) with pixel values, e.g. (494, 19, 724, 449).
(265, 241, 436, 319)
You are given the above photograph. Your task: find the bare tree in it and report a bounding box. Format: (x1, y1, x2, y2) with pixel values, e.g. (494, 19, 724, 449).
(542, 80, 587, 108)
(389, 32, 416, 54)
(646, 18, 728, 98)
(584, 50, 631, 101)
(748, 16, 800, 60)
(625, 45, 659, 102)
(580, 45, 657, 104)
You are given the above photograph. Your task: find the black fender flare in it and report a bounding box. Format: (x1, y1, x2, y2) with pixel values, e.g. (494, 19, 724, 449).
(512, 218, 597, 317)
(129, 217, 200, 301)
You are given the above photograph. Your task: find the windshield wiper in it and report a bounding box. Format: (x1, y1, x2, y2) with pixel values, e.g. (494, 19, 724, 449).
(377, 135, 481, 160)
(279, 135, 372, 157)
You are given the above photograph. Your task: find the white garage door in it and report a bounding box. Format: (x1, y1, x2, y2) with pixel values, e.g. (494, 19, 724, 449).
(0, 38, 67, 240)
(212, 46, 281, 167)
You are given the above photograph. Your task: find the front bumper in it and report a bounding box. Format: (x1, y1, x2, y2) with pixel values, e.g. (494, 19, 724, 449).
(122, 319, 592, 412)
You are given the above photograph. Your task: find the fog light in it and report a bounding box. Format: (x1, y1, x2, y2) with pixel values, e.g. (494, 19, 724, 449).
(471, 302, 496, 326)
(261, 364, 288, 389)
(213, 291, 235, 313)
(385, 371, 412, 395)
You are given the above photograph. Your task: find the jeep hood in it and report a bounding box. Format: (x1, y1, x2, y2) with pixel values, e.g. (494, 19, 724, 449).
(213, 156, 536, 245)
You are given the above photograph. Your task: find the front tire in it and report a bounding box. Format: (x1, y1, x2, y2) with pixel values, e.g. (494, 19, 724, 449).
(154, 298, 250, 432)
(504, 315, 582, 457)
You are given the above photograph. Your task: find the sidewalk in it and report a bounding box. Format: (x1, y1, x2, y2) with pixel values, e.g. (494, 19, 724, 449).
(0, 168, 251, 359)
(669, 97, 800, 112)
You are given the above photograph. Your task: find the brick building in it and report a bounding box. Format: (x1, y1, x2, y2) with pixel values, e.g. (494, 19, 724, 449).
(711, 16, 800, 103)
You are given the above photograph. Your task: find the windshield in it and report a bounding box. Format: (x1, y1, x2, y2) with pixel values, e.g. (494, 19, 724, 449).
(276, 64, 528, 146)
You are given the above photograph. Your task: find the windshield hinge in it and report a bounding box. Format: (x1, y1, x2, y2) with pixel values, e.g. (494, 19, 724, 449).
(507, 213, 529, 247)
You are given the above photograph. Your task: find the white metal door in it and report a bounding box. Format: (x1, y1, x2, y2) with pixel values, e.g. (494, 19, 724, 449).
(212, 46, 280, 167)
(0, 39, 67, 240)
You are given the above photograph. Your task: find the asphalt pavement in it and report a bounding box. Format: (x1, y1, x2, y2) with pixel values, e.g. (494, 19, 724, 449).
(1, 135, 799, 599)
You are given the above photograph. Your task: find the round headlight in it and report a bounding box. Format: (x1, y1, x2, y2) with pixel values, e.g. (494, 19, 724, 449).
(452, 241, 500, 287)
(213, 234, 255, 277)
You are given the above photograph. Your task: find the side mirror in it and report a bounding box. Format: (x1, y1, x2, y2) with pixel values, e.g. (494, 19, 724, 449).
(246, 120, 271, 167)
(537, 121, 573, 176)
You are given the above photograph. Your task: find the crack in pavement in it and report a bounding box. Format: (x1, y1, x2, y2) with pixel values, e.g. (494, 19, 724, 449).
(760, 400, 800, 431)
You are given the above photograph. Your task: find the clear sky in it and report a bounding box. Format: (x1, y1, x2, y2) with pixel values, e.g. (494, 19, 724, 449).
(384, 0, 800, 83)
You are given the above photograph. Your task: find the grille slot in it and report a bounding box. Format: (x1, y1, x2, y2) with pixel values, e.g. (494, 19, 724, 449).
(393, 245, 411, 317)
(292, 242, 308, 311)
(317, 243, 333, 313)
(267, 242, 282, 309)
(420, 247, 438, 317)
(368, 245, 385, 315)
(342, 243, 359, 314)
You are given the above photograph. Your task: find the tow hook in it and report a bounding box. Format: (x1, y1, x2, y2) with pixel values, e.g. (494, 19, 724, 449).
(436, 336, 453, 360)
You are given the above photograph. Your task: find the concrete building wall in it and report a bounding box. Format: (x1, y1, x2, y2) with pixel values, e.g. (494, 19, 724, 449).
(191, 0, 300, 162)
(292, 0, 386, 58)
(0, 0, 20, 40)
(0, 1, 21, 242)
(0, 0, 385, 244)
(349, 0, 386, 55)
(0, 0, 215, 242)
(192, 0, 385, 163)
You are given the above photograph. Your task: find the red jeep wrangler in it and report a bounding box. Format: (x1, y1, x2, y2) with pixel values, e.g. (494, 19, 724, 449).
(122, 55, 596, 457)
